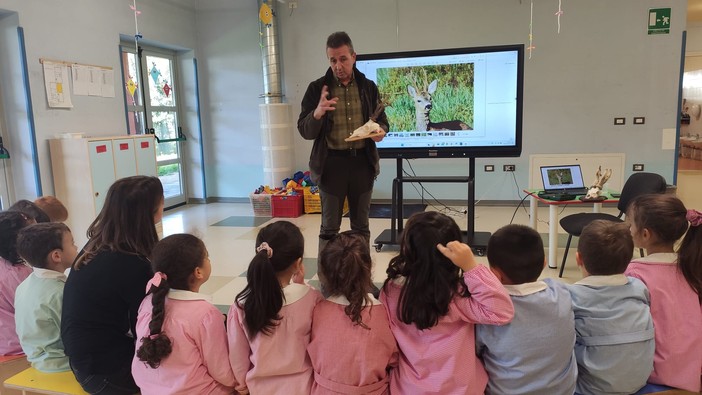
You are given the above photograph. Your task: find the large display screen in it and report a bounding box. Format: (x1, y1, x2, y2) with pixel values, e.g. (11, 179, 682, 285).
(355, 44, 524, 158)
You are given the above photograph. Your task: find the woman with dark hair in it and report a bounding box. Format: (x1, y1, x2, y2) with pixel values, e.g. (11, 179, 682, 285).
(61, 176, 163, 395)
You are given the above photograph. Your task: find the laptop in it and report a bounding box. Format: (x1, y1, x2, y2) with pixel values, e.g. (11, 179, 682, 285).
(539, 165, 589, 197)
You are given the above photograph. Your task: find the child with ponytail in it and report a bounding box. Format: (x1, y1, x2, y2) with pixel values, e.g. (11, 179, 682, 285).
(625, 194, 702, 392)
(228, 220, 323, 394)
(132, 234, 236, 395)
(307, 231, 398, 394)
(380, 211, 514, 395)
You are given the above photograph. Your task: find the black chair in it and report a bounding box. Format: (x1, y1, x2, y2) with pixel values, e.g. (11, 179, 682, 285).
(557, 172, 667, 277)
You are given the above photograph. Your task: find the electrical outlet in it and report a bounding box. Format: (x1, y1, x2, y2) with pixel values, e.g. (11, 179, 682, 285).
(633, 164, 644, 171)
(503, 164, 515, 172)
(484, 165, 494, 172)
(614, 117, 626, 125)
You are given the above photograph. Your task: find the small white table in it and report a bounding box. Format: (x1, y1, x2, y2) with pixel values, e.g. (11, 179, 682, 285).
(524, 190, 619, 269)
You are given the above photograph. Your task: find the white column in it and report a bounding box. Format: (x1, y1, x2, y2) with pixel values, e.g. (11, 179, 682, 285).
(259, 103, 293, 188)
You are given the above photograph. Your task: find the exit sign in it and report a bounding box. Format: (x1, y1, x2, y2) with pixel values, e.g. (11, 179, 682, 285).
(648, 8, 671, 35)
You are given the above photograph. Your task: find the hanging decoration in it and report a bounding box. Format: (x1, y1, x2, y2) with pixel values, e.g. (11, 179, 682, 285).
(126, 77, 137, 99)
(258, 0, 275, 50)
(163, 82, 171, 98)
(555, 0, 564, 34)
(259, 1, 273, 27)
(527, 0, 535, 59)
(150, 63, 162, 84)
(130, 1, 142, 51)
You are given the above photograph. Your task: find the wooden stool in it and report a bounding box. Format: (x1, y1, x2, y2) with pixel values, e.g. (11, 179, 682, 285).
(0, 356, 30, 395)
(3, 367, 87, 395)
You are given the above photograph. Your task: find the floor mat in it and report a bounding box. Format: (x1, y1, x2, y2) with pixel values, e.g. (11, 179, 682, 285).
(359, 203, 427, 219)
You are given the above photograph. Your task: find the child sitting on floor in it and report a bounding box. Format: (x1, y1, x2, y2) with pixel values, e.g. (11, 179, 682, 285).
(132, 233, 236, 394)
(568, 220, 654, 395)
(0, 211, 32, 356)
(308, 231, 398, 394)
(228, 221, 323, 395)
(380, 211, 514, 394)
(476, 224, 577, 395)
(14, 223, 78, 372)
(625, 194, 702, 393)
(34, 196, 68, 223)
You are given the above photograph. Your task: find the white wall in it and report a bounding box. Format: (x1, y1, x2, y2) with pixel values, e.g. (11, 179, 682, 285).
(0, 0, 688, 204)
(274, 0, 686, 200)
(0, 0, 197, 199)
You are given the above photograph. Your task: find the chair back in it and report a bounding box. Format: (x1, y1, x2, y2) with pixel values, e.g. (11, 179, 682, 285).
(616, 172, 667, 214)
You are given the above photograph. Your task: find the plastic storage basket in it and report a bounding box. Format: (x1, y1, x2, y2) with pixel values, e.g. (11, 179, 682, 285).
(249, 193, 273, 216)
(271, 194, 304, 218)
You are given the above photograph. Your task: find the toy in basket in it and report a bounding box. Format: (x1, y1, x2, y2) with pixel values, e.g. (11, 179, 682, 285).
(303, 186, 349, 214)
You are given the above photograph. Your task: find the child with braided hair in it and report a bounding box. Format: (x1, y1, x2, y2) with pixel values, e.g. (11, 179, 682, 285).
(132, 233, 236, 395)
(228, 220, 323, 394)
(307, 231, 398, 394)
(625, 194, 702, 392)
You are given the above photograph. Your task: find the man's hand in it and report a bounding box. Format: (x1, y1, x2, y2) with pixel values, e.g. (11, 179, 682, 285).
(437, 241, 478, 272)
(313, 85, 338, 120)
(371, 133, 385, 143)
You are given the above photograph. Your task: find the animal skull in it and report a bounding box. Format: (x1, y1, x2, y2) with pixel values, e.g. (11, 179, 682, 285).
(585, 166, 612, 199)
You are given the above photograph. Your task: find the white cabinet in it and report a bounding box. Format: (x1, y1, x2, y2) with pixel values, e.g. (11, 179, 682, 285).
(49, 135, 157, 247)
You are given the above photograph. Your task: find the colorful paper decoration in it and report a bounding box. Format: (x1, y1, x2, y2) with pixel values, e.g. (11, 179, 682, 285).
(163, 82, 171, 98)
(259, 2, 273, 26)
(150, 63, 161, 84)
(126, 77, 137, 98)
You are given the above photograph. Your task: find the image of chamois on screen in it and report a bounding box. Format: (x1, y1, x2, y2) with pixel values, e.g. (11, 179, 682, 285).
(547, 168, 575, 186)
(377, 65, 474, 132)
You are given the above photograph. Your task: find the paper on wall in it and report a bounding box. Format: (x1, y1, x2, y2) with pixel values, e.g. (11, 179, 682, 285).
(42, 61, 73, 108)
(71, 64, 89, 96)
(100, 69, 115, 98)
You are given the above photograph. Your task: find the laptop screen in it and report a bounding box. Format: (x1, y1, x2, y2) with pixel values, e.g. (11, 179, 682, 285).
(540, 165, 586, 191)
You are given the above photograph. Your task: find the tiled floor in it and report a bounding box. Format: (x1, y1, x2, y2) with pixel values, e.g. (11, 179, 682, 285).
(161, 201, 624, 312)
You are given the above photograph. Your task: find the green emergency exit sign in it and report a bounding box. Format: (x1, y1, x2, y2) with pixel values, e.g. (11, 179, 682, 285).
(648, 8, 671, 35)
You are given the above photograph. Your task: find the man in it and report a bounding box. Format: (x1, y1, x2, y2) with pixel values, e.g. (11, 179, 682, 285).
(297, 31, 388, 253)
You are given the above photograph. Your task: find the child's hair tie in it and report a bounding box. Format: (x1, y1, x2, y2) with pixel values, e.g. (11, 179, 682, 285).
(148, 333, 161, 340)
(687, 209, 702, 227)
(256, 242, 273, 258)
(145, 271, 168, 292)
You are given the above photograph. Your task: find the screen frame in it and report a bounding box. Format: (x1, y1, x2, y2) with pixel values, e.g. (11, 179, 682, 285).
(356, 44, 524, 159)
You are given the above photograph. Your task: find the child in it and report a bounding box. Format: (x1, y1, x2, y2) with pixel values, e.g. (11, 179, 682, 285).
(0, 211, 31, 355)
(14, 223, 77, 372)
(625, 194, 702, 392)
(380, 211, 514, 394)
(476, 224, 577, 395)
(132, 234, 236, 395)
(569, 220, 655, 394)
(34, 196, 68, 222)
(228, 221, 323, 394)
(308, 231, 398, 394)
(62, 175, 163, 395)
(9, 199, 50, 223)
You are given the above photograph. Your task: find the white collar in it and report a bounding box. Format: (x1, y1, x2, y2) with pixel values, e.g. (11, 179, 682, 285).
(282, 283, 310, 306)
(503, 281, 547, 296)
(32, 267, 67, 282)
(575, 274, 628, 287)
(633, 252, 677, 264)
(326, 293, 381, 306)
(168, 289, 212, 302)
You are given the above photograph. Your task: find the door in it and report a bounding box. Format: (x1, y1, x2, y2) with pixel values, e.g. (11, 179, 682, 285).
(121, 46, 186, 207)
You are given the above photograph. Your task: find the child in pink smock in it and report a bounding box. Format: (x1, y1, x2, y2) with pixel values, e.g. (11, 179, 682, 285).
(380, 211, 514, 395)
(228, 221, 323, 395)
(625, 194, 702, 393)
(308, 231, 398, 394)
(132, 234, 236, 395)
(0, 211, 31, 355)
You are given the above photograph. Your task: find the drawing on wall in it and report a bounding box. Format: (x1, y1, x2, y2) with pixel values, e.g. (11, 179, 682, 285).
(42, 61, 73, 108)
